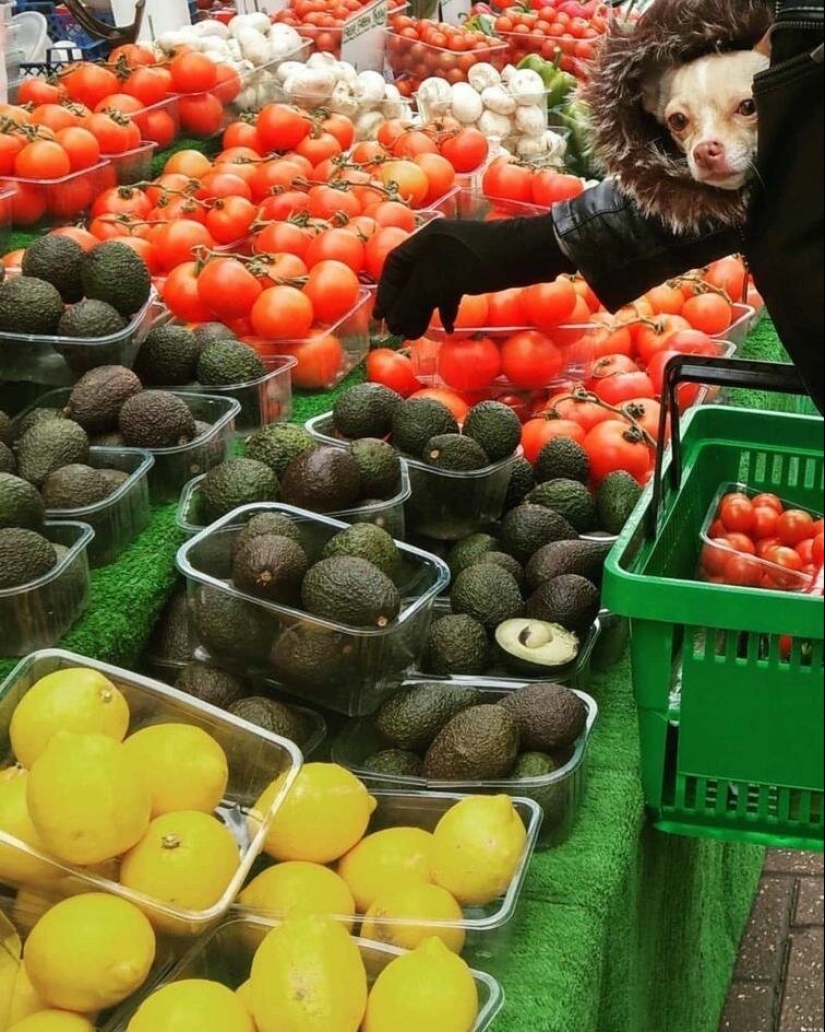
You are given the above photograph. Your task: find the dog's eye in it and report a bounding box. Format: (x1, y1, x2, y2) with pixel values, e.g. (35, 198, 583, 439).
(738, 99, 757, 116)
(667, 113, 689, 132)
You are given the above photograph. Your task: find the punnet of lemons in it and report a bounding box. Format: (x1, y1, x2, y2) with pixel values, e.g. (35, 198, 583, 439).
(0, 664, 528, 1030)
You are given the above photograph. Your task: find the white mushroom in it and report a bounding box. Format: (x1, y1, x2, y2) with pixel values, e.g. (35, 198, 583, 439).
(275, 60, 306, 85)
(452, 82, 485, 124)
(283, 66, 337, 105)
(417, 76, 453, 118)
(467, 62, 502, 92)
(355, 110, 386, 140)
(481, 84, 517, 116)
(478, 109, 514, 139)
(509, 68, 546, 106)
(356, 70, 388, 109)
(192, 19, 229, 38)
(517, 135, 550, 158)
(329, 81, 360, 119)
(515, 104, 547, 137)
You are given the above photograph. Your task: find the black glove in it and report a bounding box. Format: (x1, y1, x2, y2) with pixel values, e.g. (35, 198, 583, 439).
(374, 215, 575, 340)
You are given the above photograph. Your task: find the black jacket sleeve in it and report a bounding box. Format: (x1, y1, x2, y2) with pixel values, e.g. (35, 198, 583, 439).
(551, 179, 742, 311)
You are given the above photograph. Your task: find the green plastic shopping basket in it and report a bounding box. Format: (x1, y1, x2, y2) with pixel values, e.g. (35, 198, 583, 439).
(603, 356, 824, 851)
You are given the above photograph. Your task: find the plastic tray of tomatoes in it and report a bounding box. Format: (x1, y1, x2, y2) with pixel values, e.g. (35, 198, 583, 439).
(0, 161, 112, 229)
(0, 188, 12, 253)
(386, 28, 508, 92)
(104, 141, 158, 186)
(274, 0, 400, 64)
(698, 483, 824, 592)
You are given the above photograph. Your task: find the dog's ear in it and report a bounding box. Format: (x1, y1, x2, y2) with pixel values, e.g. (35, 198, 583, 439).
(640, 66, 675, 121)
(754, 30, 772, 58)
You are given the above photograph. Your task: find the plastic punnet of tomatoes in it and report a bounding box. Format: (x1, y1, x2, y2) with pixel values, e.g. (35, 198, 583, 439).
(103, 141, 158, 187)
(698, 483, 824, 593)
(386, 27, 509, 91)
(0, 161, 112, 228)
(274, 0, 405, 63)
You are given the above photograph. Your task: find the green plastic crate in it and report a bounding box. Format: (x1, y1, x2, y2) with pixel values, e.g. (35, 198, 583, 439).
(603, 402, 824, 850)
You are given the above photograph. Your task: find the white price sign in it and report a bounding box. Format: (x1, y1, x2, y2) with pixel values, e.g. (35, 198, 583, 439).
(440, 0, 471, 26)
(341, 0, 389, 72)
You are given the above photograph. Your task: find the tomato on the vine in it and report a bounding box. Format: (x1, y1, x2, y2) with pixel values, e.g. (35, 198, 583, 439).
(197, 257, 262, 321)
(367, 348, 421, 398)
(521, 417, 585, 462)
(583, 420, 652, 482)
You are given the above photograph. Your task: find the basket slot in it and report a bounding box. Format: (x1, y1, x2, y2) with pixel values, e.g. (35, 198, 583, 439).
(668, 775, 822, 831)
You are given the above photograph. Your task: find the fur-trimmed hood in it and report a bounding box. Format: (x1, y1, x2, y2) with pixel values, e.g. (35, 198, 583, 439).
(584, 0, 772, 233)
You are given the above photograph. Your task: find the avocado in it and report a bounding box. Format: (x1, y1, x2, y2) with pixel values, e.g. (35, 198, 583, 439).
(500, 504, 578, 563)
(301, 556, 400, 628)
(66, 365, 143, 434)
(375, 682, 484, 752)
(535, 437, 590, 485)
(361, 749, 424, 778)
(147, 590, 192, 663)
(321, 523, 400, 578)
(596, 470, 643, 535)
(468, 551, 525, 589)
(447, 533, 499, 576)
(450, 563, 523, 631)
(119, 391, 196, 449)
(525, 538, 611, 592)
(21, 234, 85, 303)
(525, 574, 600, 634)
(270, 624, 356, 694)
(97, 468, 130, 494)
(81, 241, 152, 317)
(244, 424, 317, 479)
(10, 407, 64, 446)
(424, 433, 488, 472)
(501, 682, 587, 751)
(193, 585, 277, 664)
(0, 528, 57, 589)
(494, 618, 580, 676)
(423, 613, 490, 676)
(197, 339, 266, 386)
(0, 474, 45, 530)
(281, 446, 361, 514)
(512, 751, 561, 779)
(232, 533, 309, 604)
(193, 322, 236, 349)
(135, 324, 201, 386)
(527, 479, 598, 534)
(57, 299, 127, 340)
(41, 463, 112, 510)
(91, 432, 126, 448)
(392, 398, 458, 458)
(332, 382, 403, 439)
(349, 438, 401, 499)
(16, 419, 90, 487)
(350, 502, 406, 541)
(0, 410, 10, 446)
(176, 662, 249, 710)
(228, 696, 310, 747)
(199, 459, 279, 524)
(231, 512, 304, 563)
(463, 401, 521, 462)
(503, 457, 537, 512)
(0, 442, 15, 475)
(423, 704, 520, 781)
(0, 277, 65, 335)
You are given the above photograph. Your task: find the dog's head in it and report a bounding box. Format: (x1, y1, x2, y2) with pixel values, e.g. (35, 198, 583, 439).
(642, 49, 770, 190)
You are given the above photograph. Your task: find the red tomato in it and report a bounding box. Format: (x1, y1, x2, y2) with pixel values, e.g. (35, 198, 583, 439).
(368, 201, 417, 232)
(364, 227, 409, 281)
(152, 221, 214, 273)
(410, 387, 470, 423)
(431, 294, 489, 335)
(725, 532, 757, 555)
(752, 505, 779, 540)
(583, 420, 652, 482)
(777, 509, 815, 546)
(592, 371, 655, 406)
(169, 51, 218, 93)
(254, 221, 313, 260)
(250, 285, 314, 340)
(621, 397, 660, 440)
(634, 315, 691, 366)
(500, 330, 563, 390)
(437, 336, 501, 390)
(367, 348, 421, 398)
(62, 63, 119, 109)
(482, 157, 533, 203)
(256, 104, 311, 152)
(751, 493, 784, 514)
(521, 280, 577, 331)
(162, 262, 212, 322)
(303, 260, 361, 324)
(204, 196, 256, 245)
(723, 551, 762, 587)
(704, 256, 746, 303)
(439, 128, 489, 173)
(521, 418, 585, 463)
(415, 153, 456, 205)
(377, 160, 430, 208)
(763, 545, 805, 590)
(814, 533, 824, 566)
(306, 229, 365, 274)
(178, 93, 224, 137)
(14, 140, 71, 179)
(796, 538, 816, 566)
(276, 332, 345, 390)
(540, 392, 614, 433)
(197, 258, 262, 321)
(486, 289, 526, 328)
(682, 293, 733, 335)
(719, 495, 756, 534)
(701, 540, 731, 578)
(531, 172, 584, 206)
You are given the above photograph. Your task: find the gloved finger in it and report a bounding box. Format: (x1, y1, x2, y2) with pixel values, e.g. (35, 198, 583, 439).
(374, 237, 417, 322)
(383, 271, 440, 340)
(438, 298, 460, 336)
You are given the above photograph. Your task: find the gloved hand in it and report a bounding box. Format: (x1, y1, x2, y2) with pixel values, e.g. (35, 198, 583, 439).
(374, 215, 576, 340)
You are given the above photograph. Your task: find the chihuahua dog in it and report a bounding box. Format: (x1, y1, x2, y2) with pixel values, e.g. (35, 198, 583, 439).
(642, 47, 770, 190)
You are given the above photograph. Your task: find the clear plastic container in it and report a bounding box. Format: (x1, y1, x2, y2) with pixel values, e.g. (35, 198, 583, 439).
(0, 160, 111, 228)
(0, 285, 161, 387)
(0, 649, 303, 936)
(174, 356, 296, 436)
(724, 303, 757, 348)
(281, 0, 389, 64)
(332, 682, 596, 849)
(386, 31, 508, 89)
(130, 93, 181, 150)
(697, 482, 822, 592)
(177, 503, 451, 715)
(176, 461, 412, 540)
(231, 789, 542, 974)
(305, 412, 521, 541)
(417, 596, 602, 689)
(591, 607, 630, 672)
(0, 521, 92, 658)
(0, 187, 12, 255)
(44, 446, 154, 568)
(105, 913, 504, 1031)
(230, 42, 313, 114)
(103, 141, 158, 186)
(431, 184, 551, 220)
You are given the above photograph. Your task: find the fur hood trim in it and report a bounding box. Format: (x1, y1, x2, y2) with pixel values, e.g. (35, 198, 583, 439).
(584, 0, 771, 233)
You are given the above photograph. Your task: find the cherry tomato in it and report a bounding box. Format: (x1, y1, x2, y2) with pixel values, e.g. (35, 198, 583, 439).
(719, 495, 756, 534)
(813, 533, 824, 566)
(725, 532, 757, 555)
(763, 545, 805, 590)
(752, 505, 779, 540)
(751, 493, 784, 514)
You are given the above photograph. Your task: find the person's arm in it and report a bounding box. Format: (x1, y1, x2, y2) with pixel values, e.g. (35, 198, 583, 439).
(375, 179, 741, 339)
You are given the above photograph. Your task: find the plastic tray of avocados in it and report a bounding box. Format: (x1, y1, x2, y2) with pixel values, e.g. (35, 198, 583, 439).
(0, 521, 93, 658)
(332, 682, 596, 850)
(0, 649, 302, 937)
(175, 462, 413, 541)
(231, 789, 541, 976)
(176, 503, 450, 717)
(305, 412, 520, 541)
(0, 279, 160, 388)
(107, 913, 505, 1031)
(43, 446, 154, 567)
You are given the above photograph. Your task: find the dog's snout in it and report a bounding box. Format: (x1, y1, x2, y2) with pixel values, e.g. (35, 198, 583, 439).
(693, 141, 726, 169)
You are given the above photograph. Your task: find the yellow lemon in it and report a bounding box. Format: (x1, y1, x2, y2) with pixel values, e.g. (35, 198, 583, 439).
(363, 937, 479, 1032)
(1, 915, 22, 1029)
(239, 862, 356, 930)
(26, 733, 151, 866)
(127, 979, 255, 1032)
(235, 981, 256, 1024)
(10, 668, 130, 768)
(337, 827, 434, 913)
(23, 892, 156, 1012)
(249, 915, 367, 1032)
(0, 772, 61, 887)
(431, 795, 527, 906)
(123, 723, 229, 818)
(254, 764, 376, 865)
(119, 811, 240, 935)
(8, 1013, 96, 1032)
(8, 965, 48, 1024)
(362, 883, 466, 954)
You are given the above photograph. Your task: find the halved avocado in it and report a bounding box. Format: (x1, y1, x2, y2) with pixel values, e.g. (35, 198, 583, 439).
(494, 618, 580, 676)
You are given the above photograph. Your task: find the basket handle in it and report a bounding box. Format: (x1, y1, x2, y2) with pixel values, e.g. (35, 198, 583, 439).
(647, 355, 808, 537)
